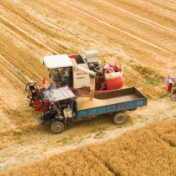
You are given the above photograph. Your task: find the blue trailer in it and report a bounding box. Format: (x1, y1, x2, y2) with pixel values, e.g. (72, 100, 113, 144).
(36, 87, 147, 134)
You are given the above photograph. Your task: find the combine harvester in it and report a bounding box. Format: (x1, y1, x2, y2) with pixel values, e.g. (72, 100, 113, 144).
(44, 50, 124, 95)
(25, 50, 147, 134)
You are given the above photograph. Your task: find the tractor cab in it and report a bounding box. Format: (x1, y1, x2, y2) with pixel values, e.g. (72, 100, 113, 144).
(35, 86, 77, 133)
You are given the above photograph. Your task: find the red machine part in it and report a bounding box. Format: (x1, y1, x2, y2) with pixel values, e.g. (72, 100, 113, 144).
(105, 64, 124, 90)
(106, 67, 115, 73)
(95, 77, 101, 90)
(105, 64, 120, 73)
(34, 102, 50, 112)
(112, 64, 120, 72)
(34, 101, 59, 112)
(69, 54, 78, 63)
(34, 100, 41, 107)
(95, 76, 105, 90)
(106, 76, 124, 90)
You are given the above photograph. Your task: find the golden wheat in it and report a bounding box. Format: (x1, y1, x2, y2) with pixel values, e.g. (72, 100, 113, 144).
(1, 118, 176, 176)
(1, 0, 176, 174)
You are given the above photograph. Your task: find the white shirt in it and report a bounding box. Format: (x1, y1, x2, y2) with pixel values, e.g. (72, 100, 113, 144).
(169, 78, 173, 84)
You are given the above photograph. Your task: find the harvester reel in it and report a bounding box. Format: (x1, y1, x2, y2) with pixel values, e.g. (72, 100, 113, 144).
(25, 82, 38, 91)
(25, 82, 40, 108)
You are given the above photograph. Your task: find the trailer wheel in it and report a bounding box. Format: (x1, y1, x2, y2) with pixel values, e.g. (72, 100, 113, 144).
(170, 94, 176, 101)
(50, 121, 64, 134)
(112, 112, 126, 125)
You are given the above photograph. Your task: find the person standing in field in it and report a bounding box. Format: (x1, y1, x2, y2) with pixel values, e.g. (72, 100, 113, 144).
(165, 75, 176, 94)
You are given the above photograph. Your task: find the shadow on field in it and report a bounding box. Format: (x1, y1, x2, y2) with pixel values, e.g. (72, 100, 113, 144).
(35, 113, 132, 136)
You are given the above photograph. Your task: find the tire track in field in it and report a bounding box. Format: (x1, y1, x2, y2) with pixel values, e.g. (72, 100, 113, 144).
(0, 16, 57, 55)
(167, 0, 176, 4)
(0, 1, 68, 54)
(0, 54, 31, 85)
(58, 1, 174, 55)
(0, 24, 49, 84)
(99, 0, 176, 34)
(0, 61, 26, 87)
(0, 46, 42, 84)
(145, 0, 176, 6)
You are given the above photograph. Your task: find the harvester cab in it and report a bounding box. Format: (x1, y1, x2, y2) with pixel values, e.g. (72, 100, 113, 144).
(43, 51, 96, 94)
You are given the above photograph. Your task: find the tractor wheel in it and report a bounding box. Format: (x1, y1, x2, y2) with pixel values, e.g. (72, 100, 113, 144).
(112, 112, 126, 125)
(170, 93, 176, 101)
(50, 121, 64, 134)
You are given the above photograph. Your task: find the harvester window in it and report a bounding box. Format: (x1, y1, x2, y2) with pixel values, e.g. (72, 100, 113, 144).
(75, 55, 85, 64)
(60, 67, 73, 87)
(51, 67, 73, 88)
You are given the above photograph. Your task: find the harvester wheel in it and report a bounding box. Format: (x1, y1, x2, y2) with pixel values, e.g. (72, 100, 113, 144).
(112, 112, 126, 125)
(170, 93, 176, 101)
(50, 121, 64, 134)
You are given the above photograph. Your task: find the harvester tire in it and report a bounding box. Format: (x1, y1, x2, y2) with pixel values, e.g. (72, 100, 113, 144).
(112, 112, 126, 125)
(50, 121, 64, 134)
(170, 93, 176, 101)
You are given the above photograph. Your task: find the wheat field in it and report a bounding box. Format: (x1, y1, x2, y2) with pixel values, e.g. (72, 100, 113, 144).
(0, 0, 176, 174)
(1, 118, 176, 176)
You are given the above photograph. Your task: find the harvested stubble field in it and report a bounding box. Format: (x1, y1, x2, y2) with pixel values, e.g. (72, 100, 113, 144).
(0, 0, 176, 175)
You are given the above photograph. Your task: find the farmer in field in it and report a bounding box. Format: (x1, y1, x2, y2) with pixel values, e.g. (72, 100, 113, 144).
(165, 75, 176, 94)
